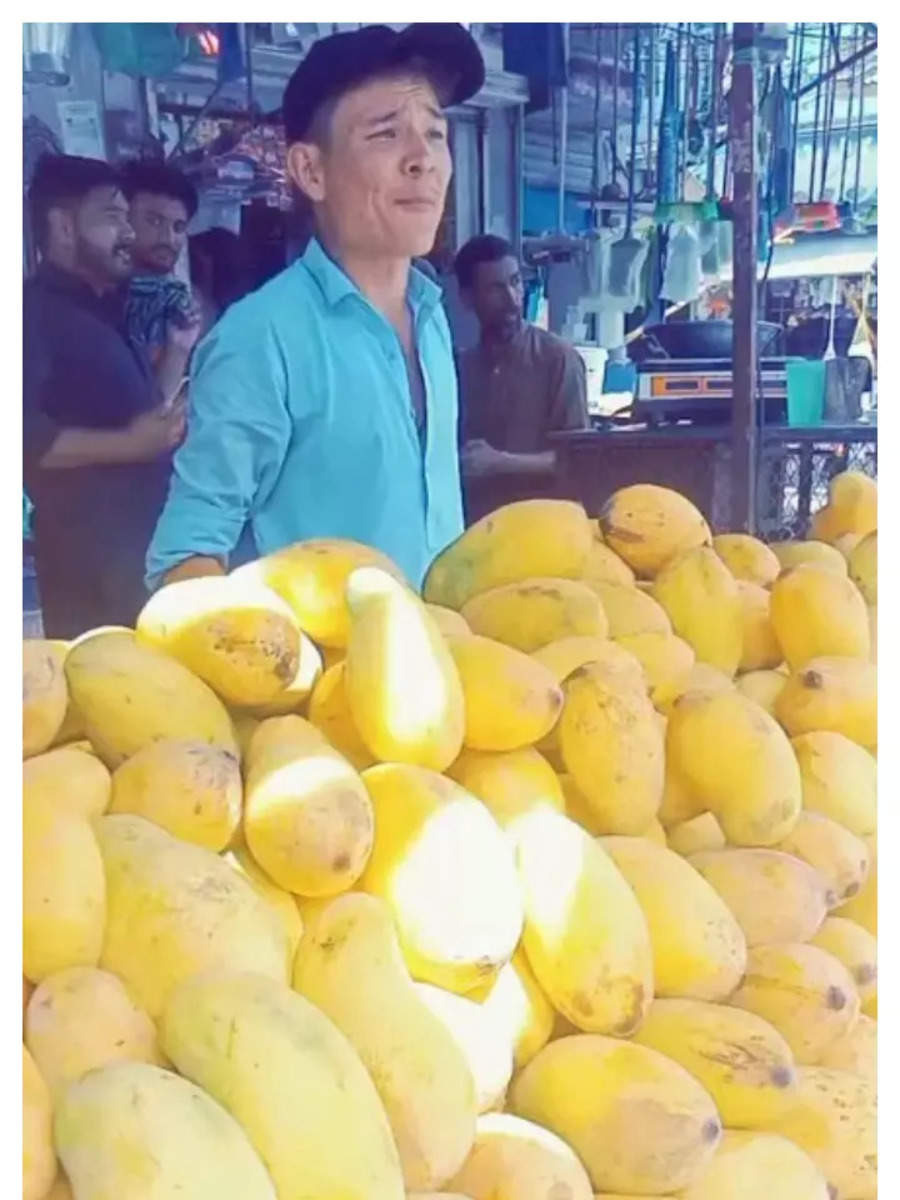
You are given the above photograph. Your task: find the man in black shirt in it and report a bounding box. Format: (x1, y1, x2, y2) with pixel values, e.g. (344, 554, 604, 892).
(23, 154, 196, 636)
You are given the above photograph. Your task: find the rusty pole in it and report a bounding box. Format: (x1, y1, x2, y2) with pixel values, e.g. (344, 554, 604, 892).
(730, 23, 759, 532)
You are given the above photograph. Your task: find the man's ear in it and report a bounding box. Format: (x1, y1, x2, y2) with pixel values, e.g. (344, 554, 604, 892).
(45, 205, 75, 251)
(458, 284, 474, 312)
(286, 141, 327, 204)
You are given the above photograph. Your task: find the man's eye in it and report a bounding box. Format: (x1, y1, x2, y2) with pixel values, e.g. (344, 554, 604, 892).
(368, 128, 396, 140)
(428, 128, 447, 142)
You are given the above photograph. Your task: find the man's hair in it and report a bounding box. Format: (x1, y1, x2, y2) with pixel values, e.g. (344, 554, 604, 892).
(119, 159, 198, 220)
(454, 234, 515, 289)
(28, 153, 122, 251)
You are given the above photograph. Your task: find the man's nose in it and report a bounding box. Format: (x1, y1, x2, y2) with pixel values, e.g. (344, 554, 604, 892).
(402, 131, 436, 176)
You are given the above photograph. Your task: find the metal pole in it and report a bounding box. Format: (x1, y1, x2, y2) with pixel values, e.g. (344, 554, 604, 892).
(790, 23, 806, 203)
(730, 22, 759, 532)
(853, 34, 867, 208)
(556, 24, 570, 233)
(819, 23, 841, 199)
(612, 23, 620, 184)
(647, 24, 656, 191)
(512, 103, 525, 258)
(840, 25, 859, 201)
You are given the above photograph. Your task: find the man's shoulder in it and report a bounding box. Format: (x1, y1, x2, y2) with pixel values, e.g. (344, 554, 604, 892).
(523, 324, 581, 362)
(214, 260, 318, 336)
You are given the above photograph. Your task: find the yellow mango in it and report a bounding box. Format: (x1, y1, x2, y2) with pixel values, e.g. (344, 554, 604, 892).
(44, 1174, 74, 1200)
(775, 811, 870, 907)
(688, 848, 831, 944)
(95, 815, 288, 1018)
(766, 1067, 876, 1199)
(677, 1130, 830, 1200)
(735, 668, 787, 715)
(580, 532, 636, 587)
(359, 764, 523, 994)
(24, 1046, 57, 1200)
(557, 771, 604, 835)
(23, 746, 110, 820)
(25, 966, 165, 1101)
(713, 533, 781, 587)
(427, 604, 471, 637)
(809, 917, 877, 1009)
(415, 982, 514, 1114)
(587, 580, 672, 638)
(736, 581, 783, 671)
(237, 632, 324, 718)
(65, 630, 237, 768)
(110, 738, 242, 852)
(657, 754, 705, 827)
(652, 547, 743, 676)
(243, 714, 373, 896)
(614, 632, 695, 709)
(136, 574, 304, 706)
(448, 746, 564, 828)
(242, 536, 406, 647)
(532, 635, 645, 688)
(867, 602, 877, 663)
(446, 1112, 593, 1200)
(516, 810, 652, 1034)
(510, 1035, 721, 1195)
(55, 1061, 277, 1200)
(446, 634, 563, 752)
(633, 999, 797, 1128)
(294, 893, 475, 1190)
(818, 1014, 876, 1084)
(770, 564, 870, 669)
(346, 567, 465, 770)
(307, 661, 376, 771)
(23, 639, 68, 758)
(848, 530, 876, 604)
(832, 530, 866, 560)
(224, 840, 304, 971)
(827, 469, 877, 537)
(601, 836, 746, 1001)
(482, 949, 555, 1069)
(598, 484, 712, 578)
(23, 796, 105, 983)
(772, 539, 848, 575)
(666, 689, 801, 846)
(640, 817, 667, 846)
(424, 499, 593, 611)
(835, 834, 877, 935)
(666, 812, 725, 856)
(729, 943, 860, 1065)
(462, 578, 607, 653)
(792, 730, 877, 835)
(232, 712, 260, 757)
(558, 663, 664, 836)
(776, 656, 877, 750)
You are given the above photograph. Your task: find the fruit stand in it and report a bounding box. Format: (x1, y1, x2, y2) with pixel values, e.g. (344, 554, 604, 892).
(24, 479, 877, 1200)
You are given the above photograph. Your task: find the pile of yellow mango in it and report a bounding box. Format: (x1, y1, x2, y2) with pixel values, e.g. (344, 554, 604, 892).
(23, 469, 877, 1200)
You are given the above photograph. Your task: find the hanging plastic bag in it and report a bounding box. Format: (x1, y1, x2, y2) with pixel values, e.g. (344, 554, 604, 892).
(661, 223, 702, 304)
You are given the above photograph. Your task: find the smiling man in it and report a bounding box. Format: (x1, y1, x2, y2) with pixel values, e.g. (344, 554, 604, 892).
(146, 24, 484, 591)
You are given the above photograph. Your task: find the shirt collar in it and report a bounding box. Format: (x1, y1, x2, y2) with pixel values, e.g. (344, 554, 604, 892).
(301, 236, 442, 318)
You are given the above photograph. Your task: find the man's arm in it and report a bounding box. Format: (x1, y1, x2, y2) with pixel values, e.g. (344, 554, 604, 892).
(38, 408, 185, 470)
(145, 310, 291, 590)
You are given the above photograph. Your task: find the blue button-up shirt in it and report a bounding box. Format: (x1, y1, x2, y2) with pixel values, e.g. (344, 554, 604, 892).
(146, 238, 464, 590)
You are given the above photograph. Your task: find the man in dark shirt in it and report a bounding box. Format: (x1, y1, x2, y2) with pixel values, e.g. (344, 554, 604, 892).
(23, 154, 192, 636)
(120, 159, 200, 368)
(455, 234, 589, 520)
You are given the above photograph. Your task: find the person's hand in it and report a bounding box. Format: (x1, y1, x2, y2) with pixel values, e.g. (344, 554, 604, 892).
(460, 438, 509, 478)
(166, 299, 203, 356)
(126, 401, 187, 462)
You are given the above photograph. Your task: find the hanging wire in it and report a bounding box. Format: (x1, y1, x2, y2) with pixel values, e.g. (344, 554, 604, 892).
(789, 23, 806, 204)
(819, 23, 841, 199)
(590, 22, 601, 223)
(808, 25, 828, 200)
(612, 23, 621, 185)
(839, 25, 860, 201)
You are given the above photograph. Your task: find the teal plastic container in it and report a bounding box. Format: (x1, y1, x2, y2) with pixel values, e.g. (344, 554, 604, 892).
(785, 359, 826, 426)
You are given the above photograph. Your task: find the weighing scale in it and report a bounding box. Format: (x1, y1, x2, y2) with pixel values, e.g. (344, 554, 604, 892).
(631, 357, 789, 425)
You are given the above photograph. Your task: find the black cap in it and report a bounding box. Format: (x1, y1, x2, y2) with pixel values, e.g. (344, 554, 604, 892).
(282, 24, 485, 144)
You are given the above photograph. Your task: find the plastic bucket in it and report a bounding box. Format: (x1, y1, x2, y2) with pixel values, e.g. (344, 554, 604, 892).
(785, 359, 826, 426)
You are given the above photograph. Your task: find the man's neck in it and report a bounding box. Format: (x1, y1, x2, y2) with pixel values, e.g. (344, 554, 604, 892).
(480, 320, 524, 352)
(317, 231, 410, 323)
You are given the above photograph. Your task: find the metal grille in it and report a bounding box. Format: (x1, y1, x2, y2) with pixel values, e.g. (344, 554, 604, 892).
(757, 435, 877, 540)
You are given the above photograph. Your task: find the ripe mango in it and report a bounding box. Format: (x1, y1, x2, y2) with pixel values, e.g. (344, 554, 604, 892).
(770, 564, 870, 669)
(776, 657, 877, 750)
(23, 640, 68, 759)
(462, 578, 607, 653)
(713, 533, 781, 587)
(792, 730, 877, 835)
(652, 547, 743, 676)
(598, 484, 711, 577)
(736, 581, 783, 672)
(446, 1112, 594, 1200)
(677, 1130, 830, 1200)
(775, 811, 870, 907)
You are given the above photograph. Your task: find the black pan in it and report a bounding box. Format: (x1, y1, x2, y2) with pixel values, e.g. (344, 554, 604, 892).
(637, 320, 784, 360)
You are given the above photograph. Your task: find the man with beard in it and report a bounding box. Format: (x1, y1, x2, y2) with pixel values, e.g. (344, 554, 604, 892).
(455, 234, 588, 520)
(121, 159, 201, 372)
(23, 154, 192, 635)
(146, 24, 484, 591)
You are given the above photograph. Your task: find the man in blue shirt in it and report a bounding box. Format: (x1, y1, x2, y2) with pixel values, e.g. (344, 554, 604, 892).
(147, 24, 485, 591)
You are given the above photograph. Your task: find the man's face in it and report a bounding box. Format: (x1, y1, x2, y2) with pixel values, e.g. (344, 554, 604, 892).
(70, 185, 135, 284)
(129, 191, 190, 275)
(289, 72, 452, 260)
(466, 255, 524, 340)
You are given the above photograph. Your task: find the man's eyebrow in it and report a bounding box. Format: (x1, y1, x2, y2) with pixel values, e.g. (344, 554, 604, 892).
(367, 104, 446, 126)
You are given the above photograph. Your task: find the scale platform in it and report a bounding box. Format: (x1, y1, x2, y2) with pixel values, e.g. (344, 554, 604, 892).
(633, 357, 789, 425)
